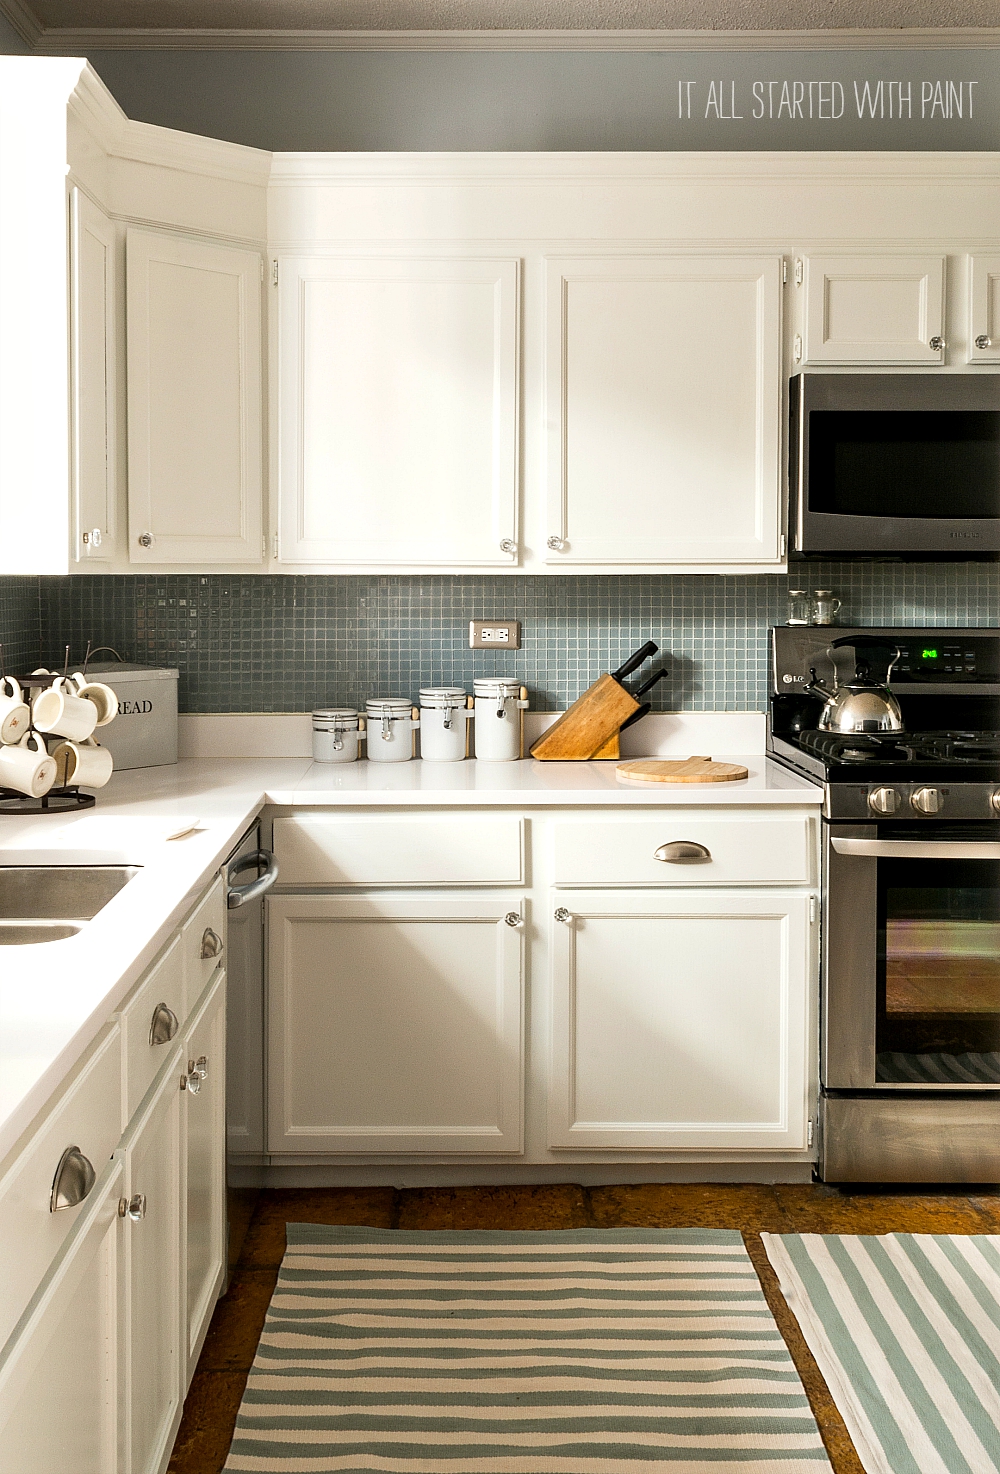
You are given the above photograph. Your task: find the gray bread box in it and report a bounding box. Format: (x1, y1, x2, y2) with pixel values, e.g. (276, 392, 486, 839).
(88, 664, 179, 770)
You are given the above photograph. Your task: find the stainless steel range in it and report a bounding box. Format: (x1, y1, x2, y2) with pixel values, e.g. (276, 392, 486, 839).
(768, 626, 1000, 1183)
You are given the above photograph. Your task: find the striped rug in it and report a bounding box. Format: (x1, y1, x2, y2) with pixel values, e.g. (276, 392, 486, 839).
(224, 1224, 831, 1472)
(762, 1233, 1000, 1474)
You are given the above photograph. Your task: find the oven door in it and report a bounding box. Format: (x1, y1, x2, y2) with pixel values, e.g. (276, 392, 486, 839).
(824, 825, 1000, 1089)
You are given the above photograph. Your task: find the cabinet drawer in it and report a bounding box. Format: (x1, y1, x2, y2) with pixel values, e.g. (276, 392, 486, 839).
(0, 1023, 121, 1349)
(182, 875, 225, 1008)
(120, 935, 184, 1121)
(273, 815, 524, 886)
(552, 815, 813, 886)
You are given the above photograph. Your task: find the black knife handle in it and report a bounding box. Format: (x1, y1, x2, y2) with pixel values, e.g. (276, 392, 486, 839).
(632, 666, 668, 699)
(619, 702, 651, 733)
(611, 641, 658, 684)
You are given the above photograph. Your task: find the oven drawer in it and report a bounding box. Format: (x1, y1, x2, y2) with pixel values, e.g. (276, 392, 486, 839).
(821, 1095, 1000, 1183)
(551, 815, 814, 886)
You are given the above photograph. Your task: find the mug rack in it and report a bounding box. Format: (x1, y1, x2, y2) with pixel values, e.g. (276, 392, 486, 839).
(0, 669, 102, 814)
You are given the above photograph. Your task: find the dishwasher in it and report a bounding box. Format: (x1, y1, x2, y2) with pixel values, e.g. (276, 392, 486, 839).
(224, 823, 278, 1265)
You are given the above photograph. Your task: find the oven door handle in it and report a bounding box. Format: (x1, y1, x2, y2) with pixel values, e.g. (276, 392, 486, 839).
(831, 838, 1000, 859)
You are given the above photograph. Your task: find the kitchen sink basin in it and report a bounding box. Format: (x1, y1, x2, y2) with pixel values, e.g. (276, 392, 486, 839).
(0, 865, 141, 941)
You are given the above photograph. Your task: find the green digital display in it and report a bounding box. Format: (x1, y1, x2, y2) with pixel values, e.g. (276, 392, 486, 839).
(922, 648, 938, 661)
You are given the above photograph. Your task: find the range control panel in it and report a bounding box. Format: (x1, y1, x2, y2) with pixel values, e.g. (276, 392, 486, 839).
(894, 642, 979, 679)
(771, 626, 1000, 694)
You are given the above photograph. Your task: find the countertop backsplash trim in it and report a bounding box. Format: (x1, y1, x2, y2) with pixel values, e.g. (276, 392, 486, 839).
(0, 564, 994, 716)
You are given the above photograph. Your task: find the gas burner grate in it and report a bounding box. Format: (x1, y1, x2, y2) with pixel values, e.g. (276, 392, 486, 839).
(909, 731, 1000, 762)
(794, 728, 1000, 766)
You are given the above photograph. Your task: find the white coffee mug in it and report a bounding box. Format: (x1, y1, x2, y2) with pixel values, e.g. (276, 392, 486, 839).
(52, 737, 114, 790)
(71, 673, 118, 727)
(0, 732, 57, 798)
(0, 678, 30, 745)
(32, 677, 99, 741)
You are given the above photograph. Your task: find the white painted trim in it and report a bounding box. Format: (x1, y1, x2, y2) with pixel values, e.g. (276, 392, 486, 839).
(27, 26, 1000, 53)
(179, 709, 766, 760)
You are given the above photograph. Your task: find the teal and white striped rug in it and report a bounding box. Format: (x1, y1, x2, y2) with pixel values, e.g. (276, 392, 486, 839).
(762, 1233, 1000, 1474)
(224, 1225, 831, 1472)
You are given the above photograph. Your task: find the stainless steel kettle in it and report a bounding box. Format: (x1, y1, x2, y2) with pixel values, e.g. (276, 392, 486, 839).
(801, 636, 904, 734)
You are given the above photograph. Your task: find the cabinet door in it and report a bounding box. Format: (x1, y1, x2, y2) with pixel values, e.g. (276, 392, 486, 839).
(123, 1050, 184, 1474)
(0, 1162, 124, 1474)
(268, 893, 525, 1153)
(543, 254, 781, 566)
(968, 254, 1000, 363)
(800, 253, 945, 364)
(277, 255, 519, 567)
(126, 229, 262, 564)
(70, 189, 117, 564)
(182, 969, 227, 1386)
(548, 889, 812, 1151)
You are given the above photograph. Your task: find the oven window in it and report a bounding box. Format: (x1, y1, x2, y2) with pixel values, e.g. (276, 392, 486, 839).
(809, 410, 1000, 520)
(876, 857, 1000, 1084)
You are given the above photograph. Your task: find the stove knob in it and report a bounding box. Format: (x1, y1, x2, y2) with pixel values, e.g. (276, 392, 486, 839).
(868, 786, 901, 816)
(911, 787, 943, 815)
(992, 791, 1000, 816)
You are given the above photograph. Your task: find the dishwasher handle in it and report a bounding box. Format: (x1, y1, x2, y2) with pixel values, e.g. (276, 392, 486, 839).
(831, 837, 1000, 860)
(227, 849, 279, 908)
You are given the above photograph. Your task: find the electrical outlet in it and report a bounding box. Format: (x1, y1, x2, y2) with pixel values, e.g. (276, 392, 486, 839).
(469, 620, 521, 650)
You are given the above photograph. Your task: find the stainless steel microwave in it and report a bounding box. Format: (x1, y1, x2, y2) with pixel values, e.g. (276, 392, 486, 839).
(789, 373, 1000, 557)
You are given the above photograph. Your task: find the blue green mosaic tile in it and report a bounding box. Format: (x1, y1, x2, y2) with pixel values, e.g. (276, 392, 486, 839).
(17, 563, 999, 715)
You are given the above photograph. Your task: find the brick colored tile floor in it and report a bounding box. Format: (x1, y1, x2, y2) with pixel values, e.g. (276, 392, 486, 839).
(167, 1182, 1000, 1474)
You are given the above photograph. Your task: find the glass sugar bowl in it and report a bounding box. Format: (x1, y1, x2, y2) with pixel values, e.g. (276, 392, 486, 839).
(473, 678, 527, 762)
(312, 708, 363, 763)
(365, 697, 418, 763)
(419, 688, 472, 762)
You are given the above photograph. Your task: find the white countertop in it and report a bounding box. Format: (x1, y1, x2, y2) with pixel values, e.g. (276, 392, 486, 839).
(0, 755, 821, 1163)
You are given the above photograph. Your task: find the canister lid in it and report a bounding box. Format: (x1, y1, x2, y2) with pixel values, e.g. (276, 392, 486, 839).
(366, 696, 412, 713)
(473, 678, 520, 697)
(419, 686, 466, 706)
(313, 708, 358, 726)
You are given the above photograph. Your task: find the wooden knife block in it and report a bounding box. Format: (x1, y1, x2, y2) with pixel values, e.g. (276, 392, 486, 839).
(529, 673, 640, 761)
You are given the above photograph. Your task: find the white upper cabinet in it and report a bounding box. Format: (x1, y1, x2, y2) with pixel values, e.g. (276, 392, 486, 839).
(126, 229, 263, 565)
(799, 253, 946, 365)
(276, 255, 520, 567)
(543, 255, 782, 566)
(968, 255, 1000, 364)
(71, 189, 118, 564)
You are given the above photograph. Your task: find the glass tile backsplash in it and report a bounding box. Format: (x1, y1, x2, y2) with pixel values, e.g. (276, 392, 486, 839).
(0, 564, 995, 715)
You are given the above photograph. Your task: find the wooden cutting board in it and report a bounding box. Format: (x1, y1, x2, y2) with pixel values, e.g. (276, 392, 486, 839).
(616, 756, 749, 784)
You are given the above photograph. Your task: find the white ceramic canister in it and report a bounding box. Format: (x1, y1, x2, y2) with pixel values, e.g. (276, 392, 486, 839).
(418, 688, 472, 762)
(313, 709, 363, 764)
(365, 697, 418, 763)
(473, 678, 527, 762)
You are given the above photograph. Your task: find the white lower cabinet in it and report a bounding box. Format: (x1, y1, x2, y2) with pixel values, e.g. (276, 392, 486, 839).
(0, 1161, 125, 1474)
(183, 970, 227, 1383)
(123, 1051, 184, 1474)
(548, 889, 812, 1151)
(268, 893, 525, 1154)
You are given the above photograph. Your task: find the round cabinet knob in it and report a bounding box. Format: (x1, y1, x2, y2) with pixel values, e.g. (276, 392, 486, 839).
(137, 532, 153, 548)
(504, 911, 522, 928)
(929, 336, 945, 352)
(546, 535, 566, 552)
(553, 907, 572, 923)
(149, 1001, 179, 1047)
(976, 334, 993, 350)
(118, 1193, 147, 1222)
(868, 786, 901, 815)
(911, 786, 943, 815)
(499, 539, 517, 556)
(50, 1146, 96, 1213)
(654, 841, 712, 864)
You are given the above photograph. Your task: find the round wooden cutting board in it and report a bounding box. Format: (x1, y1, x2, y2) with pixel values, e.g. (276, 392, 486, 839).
(616, 756, 749, 784)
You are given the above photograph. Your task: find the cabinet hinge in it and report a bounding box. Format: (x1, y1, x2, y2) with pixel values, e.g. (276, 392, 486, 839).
(262, 533, 267, 558)
(782, 259, 787, 284)
(272, 533, 280, 560)
(793, 333, 803, 364)
(809, 895, 817, 924)
(779, 533, 787, 559)
(259, 257, 264, 283)
(794, 257, 804, 286)
(807, 1117, 814, 1148)
(272, 259, 279, 286)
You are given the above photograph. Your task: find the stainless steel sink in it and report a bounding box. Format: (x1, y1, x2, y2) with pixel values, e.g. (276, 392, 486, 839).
(0, 865, 141, 941)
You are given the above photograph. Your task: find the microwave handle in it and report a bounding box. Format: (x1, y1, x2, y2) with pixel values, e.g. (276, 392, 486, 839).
(831, 838, 1000, 860)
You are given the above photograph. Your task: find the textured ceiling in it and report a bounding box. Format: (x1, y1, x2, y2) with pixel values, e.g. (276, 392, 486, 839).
(15, 0, 1000, 28)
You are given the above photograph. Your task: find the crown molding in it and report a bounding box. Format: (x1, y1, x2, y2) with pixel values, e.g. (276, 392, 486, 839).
(25, 25, 1000, 53)
(0, 0, 41, 45)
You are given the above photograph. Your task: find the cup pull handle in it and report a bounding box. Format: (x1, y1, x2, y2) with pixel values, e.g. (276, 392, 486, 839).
(50, 1145, 96, 1212)
(654, 841, 712, 864)
(200, 926, 223, 959)
(149, 1001, 179, 1046)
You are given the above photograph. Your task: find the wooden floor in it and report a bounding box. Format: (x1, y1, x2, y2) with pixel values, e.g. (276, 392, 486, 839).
(167, 1181, 1000, 1474)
